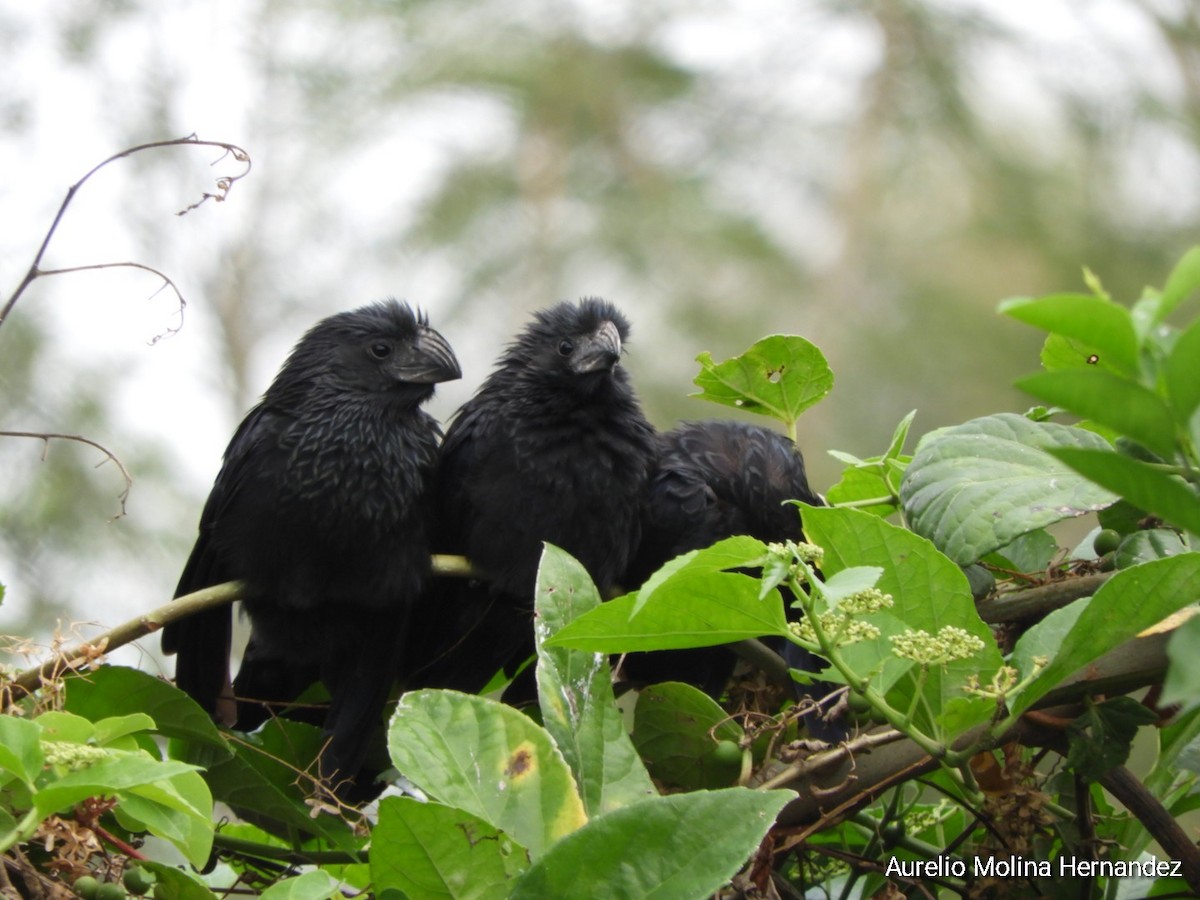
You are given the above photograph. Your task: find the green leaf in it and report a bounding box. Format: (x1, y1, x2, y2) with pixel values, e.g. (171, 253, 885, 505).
(1165, 316, 1200, 423)
(200, 719, 359, 848)
(1066, 698, 1158, 781)
(112, 772, 214, 868)
(1010, 554, 1200, 717)
(546, 572, 789, 653)
(258, 870, 340, 900)
(1009, 598, 1090, 683)
(1015, 370, 1178, 461)
(93, 714, 158, 746)
(1039, 333, 1123, 375)
(631, 535, 768, 617)
(34, 711, 96, 744)
(1113, 529, 1190, 568)
(371, 796, 526, 899)
(800, 506, 1002, 734)
(533, 546, 656, 816)
(64, 666, 230, 755)
(632, 683, 744, 790)
(1162, 615, 1200, 713)
(999, 293, 1139, 375)
(509, 788, 793, 899)
(825, 459, 900, 517)
(388, 690, 587, 859)
(1159, 245, 1200, 321)
(33, 753, 200, 818)
(900, 414, 1117, 565)
(1047, 448, 1200, 535)
(0, 716, 45, 786)
(989, 529, 1059, 574)
(691, 335, 833, 425)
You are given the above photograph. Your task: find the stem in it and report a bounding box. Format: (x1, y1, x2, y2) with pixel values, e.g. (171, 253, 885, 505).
(831, 495, 895, 510)
(212, 831, 368, 866)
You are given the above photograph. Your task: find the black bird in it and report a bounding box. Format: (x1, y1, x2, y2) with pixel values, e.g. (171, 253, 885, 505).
(161, 300, 460, 796)
(406, 298, 657, 695)
(622, 420, 839, 734)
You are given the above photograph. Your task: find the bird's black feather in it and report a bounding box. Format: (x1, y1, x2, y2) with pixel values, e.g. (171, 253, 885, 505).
(162, 299, 460, 796)
(621, 420, 838, 733)
(406, 298, 656, 695)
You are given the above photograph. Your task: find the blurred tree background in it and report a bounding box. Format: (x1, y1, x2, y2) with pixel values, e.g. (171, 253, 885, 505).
(2, 0, 1198, 647)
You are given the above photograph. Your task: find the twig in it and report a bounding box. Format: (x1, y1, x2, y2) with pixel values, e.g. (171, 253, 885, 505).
(33, 262, 187, 345)
(0, 431, 134, 519)
(0, 134, 251, 330)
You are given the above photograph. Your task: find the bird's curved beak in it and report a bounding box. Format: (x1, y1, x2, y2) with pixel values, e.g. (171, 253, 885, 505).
(570, 319, 622, 374)
(392, 327, 462, 384)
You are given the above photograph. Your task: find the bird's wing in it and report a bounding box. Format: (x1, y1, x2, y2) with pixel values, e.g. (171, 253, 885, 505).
(161, 403, 286, 721)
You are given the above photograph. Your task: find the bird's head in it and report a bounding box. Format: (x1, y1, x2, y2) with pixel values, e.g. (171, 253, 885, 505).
(275, 299, 461, 405)
(505, 297, 632, 395)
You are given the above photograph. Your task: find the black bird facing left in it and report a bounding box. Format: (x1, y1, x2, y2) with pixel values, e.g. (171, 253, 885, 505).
(160, 299, 460, 797)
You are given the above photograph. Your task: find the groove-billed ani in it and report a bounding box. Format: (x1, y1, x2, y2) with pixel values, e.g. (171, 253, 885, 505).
(405, 298, 656, 695)
(622, 420, 840, 736)
(161, 300, 460, 795)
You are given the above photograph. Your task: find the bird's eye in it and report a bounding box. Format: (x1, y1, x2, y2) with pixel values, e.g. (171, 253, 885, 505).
(557, 339, 575, 357)
(367, 341, 393, 360)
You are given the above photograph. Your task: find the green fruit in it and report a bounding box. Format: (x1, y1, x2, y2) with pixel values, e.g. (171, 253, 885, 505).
(1093, 528, 1121, 557)
(96, 883, 127, 900)
(710, 739, 742, 767)
(123, 867, 154, 896)
(74, 875, 101, 900)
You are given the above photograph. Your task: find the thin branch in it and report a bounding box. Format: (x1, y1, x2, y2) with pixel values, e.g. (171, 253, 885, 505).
(3, 580, 244, 703)
(2, 556, 479, 704)
(34, 262, 187, 344)
(0, 134, 251, 330)
(0, 431, 134, 519)
(1099, 765, 1200, 894)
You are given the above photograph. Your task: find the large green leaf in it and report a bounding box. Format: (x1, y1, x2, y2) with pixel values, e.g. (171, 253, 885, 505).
(1048, 448, 1200, 536)
(509, 788, 793, 899)
(691, 335, 833, 425)
(999, 293, 1139, 375)
(388, 690, 587, 859)
(1015, 369, 1177, 461)
(371, 797, 526, 899)
(64, 665, 230, 756)
(1010, 554, 1200, 717)
(630, 535, 767, 616)
(534, 545, 656, 817)
(632, 682, 744, 790)
(546, 571, 789, 653)
(900, 414, 1117, 565)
